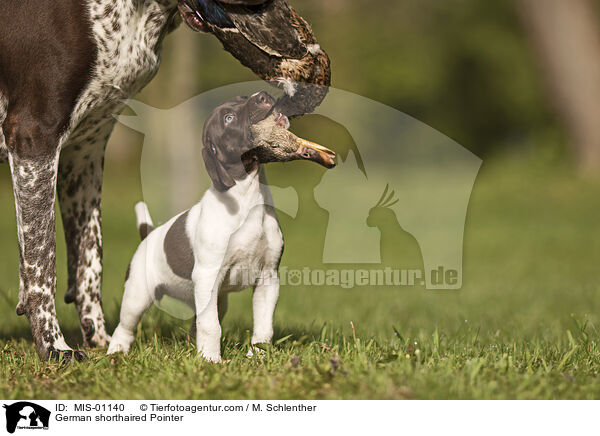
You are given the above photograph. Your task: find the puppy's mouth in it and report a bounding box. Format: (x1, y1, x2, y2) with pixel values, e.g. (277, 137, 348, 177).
(274, 112, 290, 130)
(251, 105, 290, 129)
(273, 112, 334, 168)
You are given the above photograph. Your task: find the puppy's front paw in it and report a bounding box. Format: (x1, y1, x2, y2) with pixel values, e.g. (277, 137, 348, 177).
(198, 351, 222, 363)
(246, 344, 268, 359)
(107, 341, 130, 355)
(107, 326, 134, 355)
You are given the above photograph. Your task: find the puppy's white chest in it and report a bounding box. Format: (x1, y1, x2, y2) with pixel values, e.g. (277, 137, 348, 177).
(221, 206, 283, 291)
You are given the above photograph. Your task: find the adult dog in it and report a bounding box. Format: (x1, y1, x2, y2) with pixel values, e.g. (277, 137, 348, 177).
(0, 0, 329, 361)
(107, 92, 335, 361)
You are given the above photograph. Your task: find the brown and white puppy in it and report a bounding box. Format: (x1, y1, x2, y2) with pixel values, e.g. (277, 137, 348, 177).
(108, 92, 335, 361)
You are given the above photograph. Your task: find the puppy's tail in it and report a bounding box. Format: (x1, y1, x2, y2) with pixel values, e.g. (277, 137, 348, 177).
(135, 201, 154, 240)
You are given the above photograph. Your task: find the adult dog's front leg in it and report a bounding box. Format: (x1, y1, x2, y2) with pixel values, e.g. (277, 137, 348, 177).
(6, 129, 84, 361)
(57, 132, 111, 348)
(194, 267, 223, 363)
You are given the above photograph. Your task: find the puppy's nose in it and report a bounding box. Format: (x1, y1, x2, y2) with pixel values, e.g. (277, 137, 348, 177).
(257, 92, 269, 104)
(253, 91, 274, 106)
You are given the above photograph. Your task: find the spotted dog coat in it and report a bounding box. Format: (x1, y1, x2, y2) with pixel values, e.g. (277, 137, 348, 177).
(0, 0, 181, 360)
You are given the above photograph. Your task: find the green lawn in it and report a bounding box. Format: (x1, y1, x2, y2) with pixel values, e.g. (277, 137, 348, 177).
(1, 149, 600, 399)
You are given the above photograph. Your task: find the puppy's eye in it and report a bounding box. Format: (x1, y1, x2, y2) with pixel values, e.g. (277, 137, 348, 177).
(224, 114, 235, 125)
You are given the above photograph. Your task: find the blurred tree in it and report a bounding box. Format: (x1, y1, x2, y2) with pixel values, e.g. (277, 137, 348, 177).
(156, 28, 201, 211)
(298, 0, 556, 156)
(516, 0, 600, 172)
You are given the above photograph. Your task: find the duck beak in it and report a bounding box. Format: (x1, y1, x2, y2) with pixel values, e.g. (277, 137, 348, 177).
(296, 138, 336, 168)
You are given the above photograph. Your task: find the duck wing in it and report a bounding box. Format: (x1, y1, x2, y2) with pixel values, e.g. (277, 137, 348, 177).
(219, 0, 309, 59)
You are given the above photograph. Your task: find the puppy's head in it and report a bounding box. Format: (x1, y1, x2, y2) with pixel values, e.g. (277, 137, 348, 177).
(202, 92, 276, 191)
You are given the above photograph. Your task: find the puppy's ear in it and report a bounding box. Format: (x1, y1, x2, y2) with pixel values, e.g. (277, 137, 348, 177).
(202, 144, 236, 192)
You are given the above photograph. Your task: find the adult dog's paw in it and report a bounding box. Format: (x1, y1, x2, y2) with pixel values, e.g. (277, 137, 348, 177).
(48, 349, 88, 363)
(82, 317, 111, 348)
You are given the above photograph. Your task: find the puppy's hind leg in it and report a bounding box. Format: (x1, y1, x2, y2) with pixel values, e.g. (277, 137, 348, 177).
(107, 266, 154, 355)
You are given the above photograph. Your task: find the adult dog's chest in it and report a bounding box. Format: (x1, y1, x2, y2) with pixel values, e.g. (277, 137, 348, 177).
(66, 0, 178, 145)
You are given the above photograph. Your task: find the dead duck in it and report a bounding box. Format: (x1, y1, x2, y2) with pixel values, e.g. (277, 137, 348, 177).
(178, 0, 331, 117)
(249, 110, 336, 168)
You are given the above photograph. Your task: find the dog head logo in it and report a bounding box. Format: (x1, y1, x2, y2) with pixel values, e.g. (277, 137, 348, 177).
(3, 402, 50, 433)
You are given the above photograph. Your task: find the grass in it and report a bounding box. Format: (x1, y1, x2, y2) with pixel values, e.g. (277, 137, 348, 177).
(1, 148, 600, 399)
